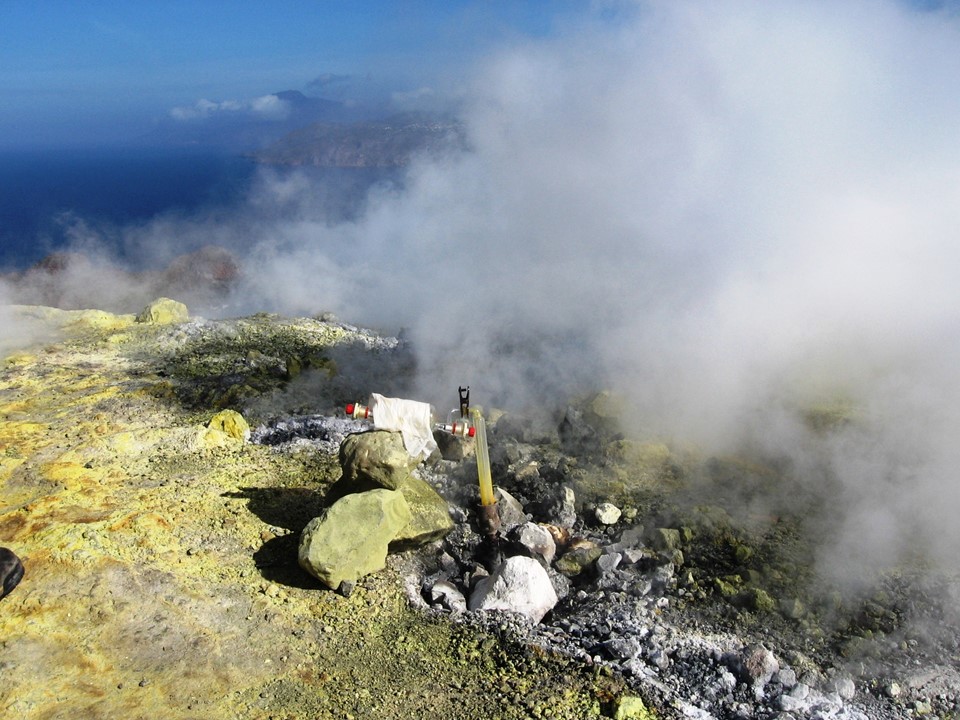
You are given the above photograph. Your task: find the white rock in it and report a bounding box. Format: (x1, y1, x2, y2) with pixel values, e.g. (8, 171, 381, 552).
(468, 555, 559, 624)
(513, 522, 556, 564)
(595, 502, 622, 525)
(428, 580, 467, 613)
(827, 675, 856, 700)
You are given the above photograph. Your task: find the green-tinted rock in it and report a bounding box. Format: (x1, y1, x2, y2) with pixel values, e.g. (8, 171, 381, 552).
(648, 528, 681, 552)
(734, 544, 754, 564)
(615, 695, 657, 720)
(780, 597, 806, 619)
(714, 577, 739, 598)
(392, 474, 454, 547)
(136, 297, 189, 324)
(555, 540, 602, 577)
(742, 586, 776, 613)
(339, 431, 420, 490)
(298, 489, 412, 589)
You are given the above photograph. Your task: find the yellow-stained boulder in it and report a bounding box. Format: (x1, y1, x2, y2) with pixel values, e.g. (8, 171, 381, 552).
(205, 409, 250, 443)
(136, 297, 189, 324)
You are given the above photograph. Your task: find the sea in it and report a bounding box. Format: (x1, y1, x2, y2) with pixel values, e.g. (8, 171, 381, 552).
(0, 146, 258, 271)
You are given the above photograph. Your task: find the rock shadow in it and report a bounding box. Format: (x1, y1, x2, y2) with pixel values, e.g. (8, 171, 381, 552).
(252, 534, 323, 590)
(224, 486, 326, 532)
(224, 486, 329, 589)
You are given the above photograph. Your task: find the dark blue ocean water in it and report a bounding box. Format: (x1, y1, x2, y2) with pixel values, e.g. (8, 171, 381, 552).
(0, 147, 258, 270)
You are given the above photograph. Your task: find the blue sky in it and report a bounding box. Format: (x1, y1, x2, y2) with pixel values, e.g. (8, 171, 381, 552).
(0, 0, 582, 148)
(1, 0, 954, 149)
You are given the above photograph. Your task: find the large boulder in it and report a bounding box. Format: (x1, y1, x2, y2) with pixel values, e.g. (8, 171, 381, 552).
(205, 409, 250, 442)
(468, 555, 558, 624)
(136, 297, 189, 324)
(338, 431, 420, 491)
(391, 474, 454, 547)
(298, 489, 412, 590)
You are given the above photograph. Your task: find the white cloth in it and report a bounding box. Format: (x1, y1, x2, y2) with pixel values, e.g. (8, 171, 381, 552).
(369, 393, 438, 460)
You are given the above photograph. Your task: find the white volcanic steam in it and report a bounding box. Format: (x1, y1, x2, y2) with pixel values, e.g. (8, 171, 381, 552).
(5, 0, 960, 586)
(241, 0, 960, 585)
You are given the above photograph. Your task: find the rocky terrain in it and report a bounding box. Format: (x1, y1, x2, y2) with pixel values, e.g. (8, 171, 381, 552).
(1, 300, 957, 719)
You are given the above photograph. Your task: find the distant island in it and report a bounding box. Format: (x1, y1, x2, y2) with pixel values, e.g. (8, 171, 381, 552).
(251, 112, 466, 168)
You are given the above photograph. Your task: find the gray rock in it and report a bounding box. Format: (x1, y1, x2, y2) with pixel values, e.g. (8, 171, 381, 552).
(729, 643, 779, 688)
(558, 392, 622, 453)
(596, 552, 622, 576)
(338, 430, 420, 491)
(468, 556, 559, 624)
(602, 636, 642, 661)
(631, 577, 654, 597)
(544, 485, 577, 529)
(718, 668, 738, 692)
(621, 547, 651, 565)
(780, 596, 806, 619)
(298, 489, 412, 589)
(434, 428, 474, 461)
(494, 487, 528, 531)
(0, 547, 24, 600)
(609, 525, 645, 553)
(546, 567, 571, 600)
(775, 666, 798, 689)
(779, 693, 808, 713)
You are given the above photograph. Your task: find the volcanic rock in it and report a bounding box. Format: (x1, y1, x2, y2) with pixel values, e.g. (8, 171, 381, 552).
(135, 297, 189, 324)
(554, 538, 602, 578)
(557, 390, 623, 454)
(507, 522, 557, 565)
(206, 409, 251, 443)
(595, 502, 622, 525)
(338, 430, 421, 491)
(0, 547, 24, 600)
(391, 474, 454, 547)
(468, 555, 558, 624)
(826, 675, 857, 700)
(729, 643, 780, 689)
(546, 485, 577, 529)
(434, 427, 474, 461)
(427, 579, 467, 613)
(298, 489, 412, 590)
(614, 695, 654, 719)
(494, 487, 528, 531)
(648, 527, 682, 552)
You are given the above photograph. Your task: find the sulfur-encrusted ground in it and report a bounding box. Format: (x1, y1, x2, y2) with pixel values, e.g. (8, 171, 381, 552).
(0, 306, 633, 720)
(5, 304, 957, 720)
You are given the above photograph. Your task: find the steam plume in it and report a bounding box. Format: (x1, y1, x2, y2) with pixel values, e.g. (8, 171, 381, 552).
(6, 0, 960, 586)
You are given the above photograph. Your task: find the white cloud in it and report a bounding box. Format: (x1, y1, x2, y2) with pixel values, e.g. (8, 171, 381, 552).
(169, 94, 290, 121)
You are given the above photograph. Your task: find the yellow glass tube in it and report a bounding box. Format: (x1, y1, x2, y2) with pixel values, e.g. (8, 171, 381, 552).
(471, 408, 495, 506)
